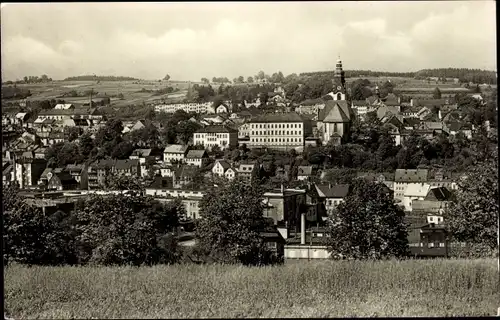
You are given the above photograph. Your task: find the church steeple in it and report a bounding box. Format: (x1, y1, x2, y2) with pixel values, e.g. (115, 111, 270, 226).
(332, 57, 347, 101)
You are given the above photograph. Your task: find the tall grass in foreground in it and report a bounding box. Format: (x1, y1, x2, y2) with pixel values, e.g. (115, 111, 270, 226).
(5, 259, 499, 318)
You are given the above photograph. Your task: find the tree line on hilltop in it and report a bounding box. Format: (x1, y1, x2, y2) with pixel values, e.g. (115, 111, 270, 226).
(414, 68, 497, 85)
(63, 75, 139, 81)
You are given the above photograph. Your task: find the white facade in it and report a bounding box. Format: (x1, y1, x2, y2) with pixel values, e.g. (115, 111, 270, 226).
(324, 198, 345, 214)
(163, 145, 188, 164)
(427, 215, 444, 224)
(185, 157, 205, 167)
(212, 160, 229, 177)
(238, 123, 251, 138)
(160, 167, 174, 177)
(403, 183, 431, 212)
(154, 102, 214, 114)
(394, 182, 427, 201)
(225, 168, 236, 180)
(295, 103, 325, 115)
(216, 104, 229, 114)
(285, 245, 331, 260)
(193, 130, 238, 151)
(248, 121, 304, 150)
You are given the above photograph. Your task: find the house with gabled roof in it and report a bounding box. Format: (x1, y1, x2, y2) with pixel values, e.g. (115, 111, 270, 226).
(173, 164, 199, 188)
(236, 162, 262, 184)
(224, 167, 237, 180)
(185, 149, 209, 167)
(212, 159, 232, 177)
(412, 186, 454, 224)
(422, 121, 444, 134)
(129, 148, 163, 164)
(403, 183, 431, 212)
(163, 144, 189, 164)
(46, 171, 79, 191)
(65, 163, 89, 189)
(444, 122, 472, 139)
(394, 169, 429, 202)
(376, 104, 399, 120)
(314, 183, 351, 214)
(114, 159, 140, 177)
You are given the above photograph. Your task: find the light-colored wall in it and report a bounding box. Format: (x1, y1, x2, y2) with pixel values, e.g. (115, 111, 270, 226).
(145, 188, 205, 199)
(186, 158, 203, 167)
(248, 122, 304, 150)
(225, 169, 235, 180)
(324, 197, 344, 214)
(285, 245, 331, 259)
(164, 152, 185, 164)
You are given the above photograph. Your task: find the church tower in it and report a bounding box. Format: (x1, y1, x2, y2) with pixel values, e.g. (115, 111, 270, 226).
(332, 57, 346, 101)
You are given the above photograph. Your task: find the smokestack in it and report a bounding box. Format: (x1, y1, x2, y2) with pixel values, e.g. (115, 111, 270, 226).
(301, 213, 306, 245)
(281, 184, 284, 193)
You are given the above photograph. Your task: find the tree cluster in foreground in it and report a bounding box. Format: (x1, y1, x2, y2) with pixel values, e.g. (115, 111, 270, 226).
(3, 187, 184, 266)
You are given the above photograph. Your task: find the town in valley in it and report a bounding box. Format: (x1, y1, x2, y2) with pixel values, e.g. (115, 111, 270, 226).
(2, 2, 498, 318)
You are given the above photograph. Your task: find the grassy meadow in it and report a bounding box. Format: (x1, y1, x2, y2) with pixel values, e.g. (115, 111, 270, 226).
(4, 259, 499, 318)
(12, 80, 191, 106)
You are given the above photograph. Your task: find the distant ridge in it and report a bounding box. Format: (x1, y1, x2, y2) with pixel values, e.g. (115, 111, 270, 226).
(300, 68, 496, 84)
(63, 75, 139, 81)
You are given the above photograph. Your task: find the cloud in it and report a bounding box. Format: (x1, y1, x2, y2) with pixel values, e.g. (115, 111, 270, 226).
(0, 2, 496, 81)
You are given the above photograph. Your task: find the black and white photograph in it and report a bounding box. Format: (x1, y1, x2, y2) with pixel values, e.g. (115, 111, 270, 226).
(1, 1, 498, 318)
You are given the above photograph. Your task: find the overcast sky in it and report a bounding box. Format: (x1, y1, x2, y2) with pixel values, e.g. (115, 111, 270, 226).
(1, 1, 496, 81)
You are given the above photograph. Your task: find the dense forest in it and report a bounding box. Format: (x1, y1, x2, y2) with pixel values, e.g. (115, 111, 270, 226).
(301, 70, 415, 78)
(63, 75, 139, 81)
(301, 68, 497, 85)
(414, 68, 497, 84)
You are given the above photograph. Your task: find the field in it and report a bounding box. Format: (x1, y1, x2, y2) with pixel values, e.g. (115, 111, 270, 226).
(4, 76, 494, 110)
(4, 259, 499, 318)
(10, 80, 193, 106)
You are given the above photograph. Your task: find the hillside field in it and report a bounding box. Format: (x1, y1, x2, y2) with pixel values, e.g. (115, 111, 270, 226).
(4, 76, 494, 109)
(10, 80, 193, 106)
(4, 259, 499, 318)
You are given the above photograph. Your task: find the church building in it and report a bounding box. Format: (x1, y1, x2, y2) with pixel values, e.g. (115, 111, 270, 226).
(316, 58, 355, 145)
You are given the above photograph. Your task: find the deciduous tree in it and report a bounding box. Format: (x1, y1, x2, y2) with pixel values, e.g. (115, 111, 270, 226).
(195, 179, 275, 265)
(325, 180, 409, 259)
(432, 87, 442, 99)
(444, 159, 498, 251)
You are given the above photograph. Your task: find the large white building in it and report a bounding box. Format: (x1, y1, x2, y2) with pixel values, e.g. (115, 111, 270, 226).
(155, 102, 215, 114)
(193, 125, 238, 151)
(247, 113, 311, 152)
